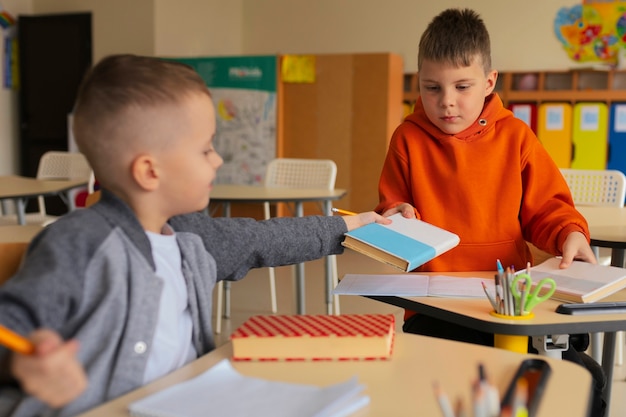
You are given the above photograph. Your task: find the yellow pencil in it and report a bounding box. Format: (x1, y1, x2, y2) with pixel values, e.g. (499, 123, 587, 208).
(331, 207, 357, 216)
(0, 324, 34, 355)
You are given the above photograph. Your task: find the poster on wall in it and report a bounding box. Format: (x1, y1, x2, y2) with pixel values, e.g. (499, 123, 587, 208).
(554, 0, 626, 64)
(172, 56, 277, 185)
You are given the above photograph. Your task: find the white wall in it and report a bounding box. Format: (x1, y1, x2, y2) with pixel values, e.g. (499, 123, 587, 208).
(0, 0, 595, 174)
(241, 0, 579, 73)
(154, 0, 243, 57)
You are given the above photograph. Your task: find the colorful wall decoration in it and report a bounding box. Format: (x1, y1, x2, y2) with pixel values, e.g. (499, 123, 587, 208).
(554, 0, 626, 64)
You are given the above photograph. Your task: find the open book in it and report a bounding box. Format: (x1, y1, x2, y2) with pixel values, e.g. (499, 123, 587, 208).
(342, 213, 460, 272)
(333, 273, 494, 298)
(524, 258, 626, 303)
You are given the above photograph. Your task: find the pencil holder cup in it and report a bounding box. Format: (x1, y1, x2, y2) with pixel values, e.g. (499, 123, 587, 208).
(489, 311, 534, 354)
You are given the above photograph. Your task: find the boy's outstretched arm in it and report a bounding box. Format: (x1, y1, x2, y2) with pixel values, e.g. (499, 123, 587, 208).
(342, 211, 392, 231)
(559, 231, 598, 268)
(11, 329, 87, 408)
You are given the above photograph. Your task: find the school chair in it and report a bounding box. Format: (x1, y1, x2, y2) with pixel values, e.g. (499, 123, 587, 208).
(214, 158, 340, 334)
(560, 168, 626, 264)
(0, 151, 91, 226)
(560, 168, 626, 365)
(0, 242, 28, 286)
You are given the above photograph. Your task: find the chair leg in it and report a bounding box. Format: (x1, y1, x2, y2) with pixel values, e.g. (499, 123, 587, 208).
(617, 331, 624, 366)
(269, 266, 277, 313)
(330, 254, 340, 315)
(215, 281, 223, 334)
(263, 201, 278, 314)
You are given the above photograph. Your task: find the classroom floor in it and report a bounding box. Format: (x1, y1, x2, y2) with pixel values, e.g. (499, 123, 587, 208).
(212, 249, 626, 417)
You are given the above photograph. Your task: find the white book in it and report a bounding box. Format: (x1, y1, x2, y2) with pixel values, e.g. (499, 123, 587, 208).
(342, 213, 460, 272)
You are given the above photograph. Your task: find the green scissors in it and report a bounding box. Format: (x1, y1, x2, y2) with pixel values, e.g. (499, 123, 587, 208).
(511, 273, 557, 315)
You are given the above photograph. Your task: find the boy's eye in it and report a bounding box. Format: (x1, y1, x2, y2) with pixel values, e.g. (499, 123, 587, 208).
(424, 85, 440, 92)
(456, 84, 470, 90)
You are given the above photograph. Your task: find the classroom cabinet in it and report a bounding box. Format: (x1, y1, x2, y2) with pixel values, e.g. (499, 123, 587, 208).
(403, 70, 626, 173)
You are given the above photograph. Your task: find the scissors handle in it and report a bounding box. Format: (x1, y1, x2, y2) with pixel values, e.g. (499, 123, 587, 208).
(525, 278, 557, 311)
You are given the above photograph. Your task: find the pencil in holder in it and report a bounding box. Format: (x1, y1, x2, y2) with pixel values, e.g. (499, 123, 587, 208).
(489, 311, 534, 354)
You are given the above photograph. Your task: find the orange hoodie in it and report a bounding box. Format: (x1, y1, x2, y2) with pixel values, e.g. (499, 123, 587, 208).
(376, 93, 589, 275)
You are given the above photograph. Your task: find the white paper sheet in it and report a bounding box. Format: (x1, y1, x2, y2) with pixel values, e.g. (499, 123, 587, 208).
(128, 359, 369, 417)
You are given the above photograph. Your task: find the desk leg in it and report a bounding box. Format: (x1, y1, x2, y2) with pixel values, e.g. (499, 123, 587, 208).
(602, 332, 616, 413)
(611, 248, 625, 268)
(295, 201, 305, 314)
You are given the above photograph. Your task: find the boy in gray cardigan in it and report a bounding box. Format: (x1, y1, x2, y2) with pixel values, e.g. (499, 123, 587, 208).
(0, 54, 389, 417)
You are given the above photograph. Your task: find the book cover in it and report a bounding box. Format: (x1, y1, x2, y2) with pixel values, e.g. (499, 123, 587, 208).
(342, 213, 460, 272)
(525, 258, 626, 303)
(231, 314, 395, 361)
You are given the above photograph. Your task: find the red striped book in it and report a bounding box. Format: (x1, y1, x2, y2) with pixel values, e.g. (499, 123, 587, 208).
(230, 314, 395, 361)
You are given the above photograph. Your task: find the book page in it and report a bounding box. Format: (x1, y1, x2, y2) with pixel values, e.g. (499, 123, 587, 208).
(333, 274, 494, 298)
(333, 274, 430, 296)
(427, 276, 495, 298)
(528, 258, 626, 297)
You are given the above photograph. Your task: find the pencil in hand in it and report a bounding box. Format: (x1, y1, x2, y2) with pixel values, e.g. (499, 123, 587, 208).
(0, 324, 34, 355)
(331, 207, 357, 216)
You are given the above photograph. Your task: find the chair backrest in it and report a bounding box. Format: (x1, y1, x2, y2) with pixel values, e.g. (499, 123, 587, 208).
(36, 151, 92, 181)
(264, 158, 337, 189)
(560, 168, 626, 207)
(35, 151, 92, 216)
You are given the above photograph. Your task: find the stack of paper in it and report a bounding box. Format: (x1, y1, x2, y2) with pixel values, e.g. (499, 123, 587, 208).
(129, 359, 369, 417)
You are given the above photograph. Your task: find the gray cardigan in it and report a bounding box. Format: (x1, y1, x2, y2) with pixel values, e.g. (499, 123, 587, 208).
(0, 190, 347, 417)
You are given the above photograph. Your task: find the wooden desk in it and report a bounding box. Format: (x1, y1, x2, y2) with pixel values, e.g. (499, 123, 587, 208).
(75, 333, 591, 417)
(367, 271, 626, 413)
(577, 205, 626, 268)
(0, 225, 43, 243)
(0, 175, 87, 225)
(210, 185, 347, 315)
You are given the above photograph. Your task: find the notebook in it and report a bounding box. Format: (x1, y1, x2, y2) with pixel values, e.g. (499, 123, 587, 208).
(128, 359, 369, 417)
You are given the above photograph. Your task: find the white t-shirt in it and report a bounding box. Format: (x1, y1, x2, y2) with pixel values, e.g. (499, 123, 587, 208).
(143, 226, 196, 384)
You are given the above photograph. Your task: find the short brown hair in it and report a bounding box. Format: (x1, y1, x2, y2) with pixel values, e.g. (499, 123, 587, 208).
(72, 54, 210, 187)
(418, 8, 491, 73)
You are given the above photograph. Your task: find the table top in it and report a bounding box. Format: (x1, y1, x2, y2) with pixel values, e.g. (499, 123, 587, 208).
(0, 175, 87, 199)
(75, 333, 591, 417)
(368, 271, 626, 336)
(210, 184, 347, 203)
(0, 225, 43, 243)
(576, 205, 626, 250)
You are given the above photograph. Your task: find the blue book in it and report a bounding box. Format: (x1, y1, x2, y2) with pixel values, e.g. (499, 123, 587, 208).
(342, 213, 460, 272)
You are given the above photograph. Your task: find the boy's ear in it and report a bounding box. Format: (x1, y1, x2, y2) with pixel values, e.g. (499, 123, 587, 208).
(131, 154, 160, 191)
(485, 70, 498, 96)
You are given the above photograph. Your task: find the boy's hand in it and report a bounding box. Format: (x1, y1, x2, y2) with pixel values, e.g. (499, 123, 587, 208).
(11, 329, 87, 408)
(343, 211, 392, 231)
(381, 203, 418, 219)
(559, 231, 598, 268)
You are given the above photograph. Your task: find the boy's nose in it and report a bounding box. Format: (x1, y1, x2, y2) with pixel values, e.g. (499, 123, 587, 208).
(440, 90, 455, 107)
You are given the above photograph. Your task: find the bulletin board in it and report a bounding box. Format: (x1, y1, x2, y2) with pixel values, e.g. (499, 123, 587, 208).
(172, 56, 277, 185)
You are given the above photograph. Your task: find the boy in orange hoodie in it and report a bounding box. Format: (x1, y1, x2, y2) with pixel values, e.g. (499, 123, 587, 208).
(375, 8, 605, 415)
